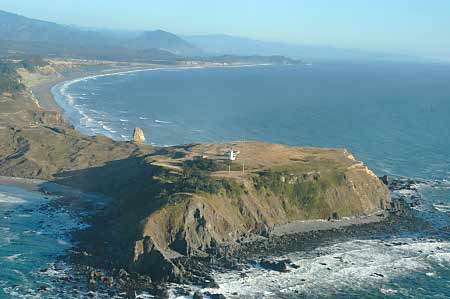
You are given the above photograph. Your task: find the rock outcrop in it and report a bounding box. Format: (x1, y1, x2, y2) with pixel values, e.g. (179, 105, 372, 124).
(132, 236, 181, 282)
(132, 127, 146, 143)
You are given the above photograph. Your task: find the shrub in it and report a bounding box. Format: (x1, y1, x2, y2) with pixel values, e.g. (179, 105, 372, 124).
(0, 62, 25, 94)
(252, 169, 344, 210)
(19, 57, 47, 72)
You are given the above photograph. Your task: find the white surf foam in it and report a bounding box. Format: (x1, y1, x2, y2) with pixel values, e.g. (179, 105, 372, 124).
(433, 204, 450, 213)
(0, 193, 27, 204)
(56, 239, 69, 246)
(155, 119, 172, 124)
(101, 125, 117, 134)
(4, 253, 22, 261)
(195, 238, 450, 298)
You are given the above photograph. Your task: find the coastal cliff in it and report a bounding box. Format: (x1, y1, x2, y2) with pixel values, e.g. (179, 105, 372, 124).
(125, 142, 390, 281)
(0, 60, 392, 285)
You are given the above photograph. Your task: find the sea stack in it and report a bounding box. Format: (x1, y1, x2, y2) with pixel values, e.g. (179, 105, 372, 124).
(132, 127, 146, 143)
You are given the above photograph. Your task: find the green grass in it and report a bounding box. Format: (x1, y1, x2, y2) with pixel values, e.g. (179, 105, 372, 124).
(153, 157, 247, 198)
(0, 62, 25, 94)
(251, 166, 346, 216)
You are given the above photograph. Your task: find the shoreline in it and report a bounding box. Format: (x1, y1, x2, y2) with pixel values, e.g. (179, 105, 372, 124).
(225, 214, 428, 264)
(32, 64, 164, 113)
(0, 175, 46, 192)
(270, 212, 387, 236)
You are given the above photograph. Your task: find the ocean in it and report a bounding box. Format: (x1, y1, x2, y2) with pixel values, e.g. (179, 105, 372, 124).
(0, 185, 80, 298)
(1, 61, 449, 298)
(52, 62, 450, 180)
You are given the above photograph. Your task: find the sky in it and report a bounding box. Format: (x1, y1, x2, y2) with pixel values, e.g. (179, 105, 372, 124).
(1, 0, 450, 60)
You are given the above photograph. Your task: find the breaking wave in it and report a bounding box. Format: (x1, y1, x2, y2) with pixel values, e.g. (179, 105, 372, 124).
(191, 238, 450, 299)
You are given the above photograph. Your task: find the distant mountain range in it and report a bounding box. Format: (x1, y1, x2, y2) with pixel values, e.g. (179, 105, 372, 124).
(0, 10, 418, 63)
(0, 10, 199, 62)
(0, 10, 112, 47)
(184, 34, 418, 62)
(127, 30, 201, 56)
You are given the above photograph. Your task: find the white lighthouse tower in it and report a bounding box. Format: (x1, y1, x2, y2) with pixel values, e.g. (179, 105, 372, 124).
(226, 148, 240, 161)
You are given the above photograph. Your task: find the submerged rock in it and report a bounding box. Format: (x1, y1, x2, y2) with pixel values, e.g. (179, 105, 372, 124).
(204, 292, 227, 299)
(193, 290, 204, 299)
(259, 259, 290, 272)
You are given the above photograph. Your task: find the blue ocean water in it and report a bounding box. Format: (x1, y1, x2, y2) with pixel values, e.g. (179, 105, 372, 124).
(0, 185, 124, 298)
(0, 186, 79, 298)
(10, 61, 450, 298)
(53, 62, 450, 181)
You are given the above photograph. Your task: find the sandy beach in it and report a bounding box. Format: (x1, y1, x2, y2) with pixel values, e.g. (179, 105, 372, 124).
(30, 63, 161, 113)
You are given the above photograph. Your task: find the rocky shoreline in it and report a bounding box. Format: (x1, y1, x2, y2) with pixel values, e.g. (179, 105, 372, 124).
(0, 133, 433, 297)
(46, 175, 429, 298)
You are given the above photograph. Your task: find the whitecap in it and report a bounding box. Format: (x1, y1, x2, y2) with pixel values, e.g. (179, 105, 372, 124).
(380, 288, 398, 295)
(155, 119, 172, 124)
(0, 193, 27, 204)
(57, 239, 69, 245)
(4, 253, 22, 261)
(17, 214, 32, 218)
(433, 204, 450, 213)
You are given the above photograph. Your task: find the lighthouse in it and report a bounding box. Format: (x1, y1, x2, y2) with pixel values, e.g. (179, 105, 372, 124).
(226, 148, 240, 161)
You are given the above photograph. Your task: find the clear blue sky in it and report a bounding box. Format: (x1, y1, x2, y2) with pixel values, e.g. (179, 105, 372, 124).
(1, 0, 450, 60)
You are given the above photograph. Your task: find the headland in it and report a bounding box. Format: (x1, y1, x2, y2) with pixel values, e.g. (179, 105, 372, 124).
(0, 57, 419, 295)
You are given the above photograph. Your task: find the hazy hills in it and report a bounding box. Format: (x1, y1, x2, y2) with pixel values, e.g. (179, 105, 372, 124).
(0, 10, 198, 61)
(185, 34, 417, 62)
(128, 30, 202, 56)
(0, 10, 120, 48)
(0, 10, 416, 63)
